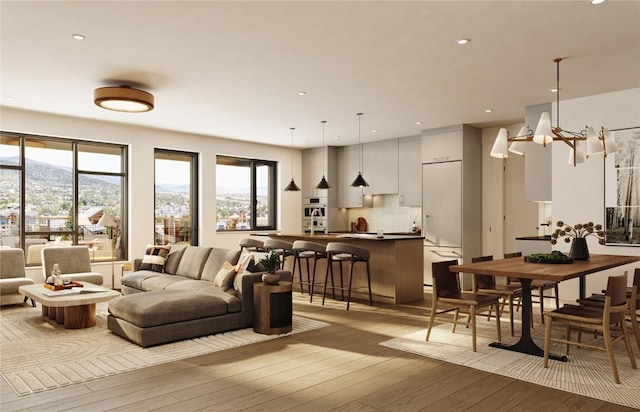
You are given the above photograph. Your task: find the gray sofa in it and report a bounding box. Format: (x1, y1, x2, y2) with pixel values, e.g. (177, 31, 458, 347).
(108, 245, 291, 347)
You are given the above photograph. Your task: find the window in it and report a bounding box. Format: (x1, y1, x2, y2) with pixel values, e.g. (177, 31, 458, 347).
(216, 155, 276, 231)
(0, 132, 128, 265)
(154, 149, 198, 245)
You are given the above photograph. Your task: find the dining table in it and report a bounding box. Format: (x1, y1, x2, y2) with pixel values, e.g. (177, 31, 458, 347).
(451, 254, 640, 362)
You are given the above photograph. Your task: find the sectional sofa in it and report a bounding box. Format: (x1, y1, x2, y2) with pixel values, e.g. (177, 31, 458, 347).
(107, 245, 291, 347)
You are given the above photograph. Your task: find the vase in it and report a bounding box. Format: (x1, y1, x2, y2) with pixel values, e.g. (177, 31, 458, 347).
(569, 237, 590, 260)
(262, 273, 281, 285)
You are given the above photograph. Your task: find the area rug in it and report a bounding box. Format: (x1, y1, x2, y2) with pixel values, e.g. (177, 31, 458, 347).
(380, 319, 640, 409)
(0, 303, 329, 396)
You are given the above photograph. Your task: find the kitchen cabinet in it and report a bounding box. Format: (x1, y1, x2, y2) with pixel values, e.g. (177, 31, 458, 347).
(338, 145, 368, 208)
(301, 147, 323, 198)
(398, 135, 421, 206)
(421, 124, 481, 288)
(362, 138, 399, 195)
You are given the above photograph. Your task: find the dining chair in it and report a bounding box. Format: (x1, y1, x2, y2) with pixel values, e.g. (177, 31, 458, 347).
(577, 267, 640, 352)
(471, 255, 521, 336)
(427, 259, 502, 352)
(543, 271, 637, 384)
(504, 251, 560, 324)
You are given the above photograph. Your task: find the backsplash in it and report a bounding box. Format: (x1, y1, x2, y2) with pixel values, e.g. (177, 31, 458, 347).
(346, 195, 421, 233)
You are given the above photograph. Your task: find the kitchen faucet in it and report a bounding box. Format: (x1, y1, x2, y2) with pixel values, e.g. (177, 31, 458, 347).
(310, 208, 323, 235)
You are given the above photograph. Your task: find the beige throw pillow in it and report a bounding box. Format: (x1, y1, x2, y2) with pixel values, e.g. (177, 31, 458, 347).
(213, 261, 237, 290)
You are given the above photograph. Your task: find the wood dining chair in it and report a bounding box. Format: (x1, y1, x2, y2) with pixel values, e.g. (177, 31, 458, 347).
(471, 255, 521, 336)
(427, 259, 501, 352)
(504, 251, 560, 324)
(577, 267, 640, 352)
(543, 271, 637, 384)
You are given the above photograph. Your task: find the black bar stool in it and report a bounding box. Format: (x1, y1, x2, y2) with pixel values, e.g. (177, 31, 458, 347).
(292, 240, 327, 300)
(322, 242, 372, 310)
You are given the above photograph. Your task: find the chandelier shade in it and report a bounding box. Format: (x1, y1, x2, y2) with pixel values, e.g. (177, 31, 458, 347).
(489, 128, 509, 159)
(532, 112, 553, 145)
(507, 127, 529, 155)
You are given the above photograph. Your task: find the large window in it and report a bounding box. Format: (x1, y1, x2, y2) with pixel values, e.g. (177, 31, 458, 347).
(216, 155, 276, 231)
(154, 149, 198, 245)
(0, 132, 128, 265)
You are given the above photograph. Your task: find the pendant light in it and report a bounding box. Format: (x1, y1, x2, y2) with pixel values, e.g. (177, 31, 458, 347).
(316, 120, 332, 189)
(284, 127, 301, 192)
(351, 113, 369, 187)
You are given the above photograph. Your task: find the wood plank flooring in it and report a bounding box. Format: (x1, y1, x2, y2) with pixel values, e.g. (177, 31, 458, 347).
(1, 290, 636, 412)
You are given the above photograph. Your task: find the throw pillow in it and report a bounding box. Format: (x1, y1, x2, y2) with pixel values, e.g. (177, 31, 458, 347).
(213, 261, 237, 290)
(164, 245, 187, 275)
(139, 244, 170, 273)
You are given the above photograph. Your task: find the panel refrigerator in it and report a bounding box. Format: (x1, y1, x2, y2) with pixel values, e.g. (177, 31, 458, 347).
(422, 160, 463, 286)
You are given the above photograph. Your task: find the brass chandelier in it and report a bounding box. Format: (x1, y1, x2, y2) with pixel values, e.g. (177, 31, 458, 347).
(490, 58, 617, 166)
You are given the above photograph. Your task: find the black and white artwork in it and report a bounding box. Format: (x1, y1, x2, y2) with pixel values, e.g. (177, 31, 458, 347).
(605, 127, 640, 245)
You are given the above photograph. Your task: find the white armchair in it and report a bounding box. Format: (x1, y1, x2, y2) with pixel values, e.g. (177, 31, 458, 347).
(0, 248, 36, 306)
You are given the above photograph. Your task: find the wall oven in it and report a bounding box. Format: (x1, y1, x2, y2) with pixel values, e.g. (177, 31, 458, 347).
(302, 197, 328, 233)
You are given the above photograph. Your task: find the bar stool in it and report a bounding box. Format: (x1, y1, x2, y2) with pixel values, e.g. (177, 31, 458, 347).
(322, 242, 372, 310)
(263, 239, 295, 270)
(238, 238, 265, 253)
(291, 240, 327, 301)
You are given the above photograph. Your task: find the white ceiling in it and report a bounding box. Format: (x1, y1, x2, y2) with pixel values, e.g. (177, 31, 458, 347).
(1, 1, 639, 148)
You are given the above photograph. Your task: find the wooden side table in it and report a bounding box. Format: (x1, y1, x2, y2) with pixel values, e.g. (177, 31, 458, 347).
(253, 281, 292, 335)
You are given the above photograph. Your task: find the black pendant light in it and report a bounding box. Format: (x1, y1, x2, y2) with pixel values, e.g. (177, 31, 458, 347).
(351, 113, 369, 187)
(316, 120, 332, 189)
(284, 127, 301, 192)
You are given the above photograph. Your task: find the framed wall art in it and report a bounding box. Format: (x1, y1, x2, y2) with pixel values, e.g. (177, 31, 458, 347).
(604, 126, 640, 245)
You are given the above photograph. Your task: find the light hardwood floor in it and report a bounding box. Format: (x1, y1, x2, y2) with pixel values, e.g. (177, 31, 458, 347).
(1, 290, 635, 412)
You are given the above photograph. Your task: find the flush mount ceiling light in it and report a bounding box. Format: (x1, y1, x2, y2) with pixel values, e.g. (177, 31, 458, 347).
(351, 113, 369, 188)
(284, 127, 301, 192)
(94, 85, 154, 113)
(490, 58, 616, 166)
(456, 38, 470, 45)
(316, 120, 332, 190)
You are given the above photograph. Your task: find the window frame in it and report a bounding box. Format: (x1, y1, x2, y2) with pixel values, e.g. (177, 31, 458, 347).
(0, 131, 128, 265)
(216, 155, 277, 232)
(154, 148, 199, 245)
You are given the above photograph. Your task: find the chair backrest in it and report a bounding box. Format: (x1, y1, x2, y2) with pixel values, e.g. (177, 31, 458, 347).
(239, 237, 264, 251)
(263, 239, 293, 251)
(325, 242, 369, 260)
(41, 246, 92, 279)
(0, 248, 26, 279)
(292, 240, 326, 254)
(605, 271, 628, 324)
(504, 252, 522, 259)
(432, 260, 460, 299)
(631, 268, 640, 308)
(471, 255, 494, 289)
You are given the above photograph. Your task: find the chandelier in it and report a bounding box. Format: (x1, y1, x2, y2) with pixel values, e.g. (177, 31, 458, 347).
(490, 58, 618, 166)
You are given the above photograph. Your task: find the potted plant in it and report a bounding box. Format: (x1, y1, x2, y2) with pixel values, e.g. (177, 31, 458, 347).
(259, 251, 282, 284)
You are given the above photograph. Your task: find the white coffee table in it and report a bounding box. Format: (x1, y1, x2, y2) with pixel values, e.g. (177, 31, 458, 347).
(19, 282, 120, 329)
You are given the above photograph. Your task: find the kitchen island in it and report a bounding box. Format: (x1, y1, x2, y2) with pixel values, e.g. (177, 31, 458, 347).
(256, 233, 424, 304)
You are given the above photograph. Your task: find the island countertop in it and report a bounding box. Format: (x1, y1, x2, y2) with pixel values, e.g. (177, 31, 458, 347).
(252, 232, 424, 241)
(253, 233, 424, 304)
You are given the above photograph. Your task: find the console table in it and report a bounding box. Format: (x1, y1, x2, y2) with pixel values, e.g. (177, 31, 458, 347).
(253, 281, 292, 335)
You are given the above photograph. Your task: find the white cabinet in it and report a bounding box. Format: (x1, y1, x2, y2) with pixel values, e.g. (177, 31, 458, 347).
(422, 161, 462, 247)
(301, 148, 323, 198)
(421, 128, 463, 162)
(338, 145, 367, 208)
(362, 139, 399, 195)
(398, 135, 421, 206)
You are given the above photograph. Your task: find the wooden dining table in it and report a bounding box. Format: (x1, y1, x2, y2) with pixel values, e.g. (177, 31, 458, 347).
(451, 254, 640, 361)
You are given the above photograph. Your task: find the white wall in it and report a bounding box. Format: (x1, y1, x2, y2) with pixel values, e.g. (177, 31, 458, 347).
(551, 88, 640, 301)
(2, 107, 302, 284)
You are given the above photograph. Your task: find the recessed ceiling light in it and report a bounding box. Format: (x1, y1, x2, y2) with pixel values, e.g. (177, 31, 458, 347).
(550, 88, 560, 93)
(71, 34, 85, 41)
(416, 121, 423, 125)
(590, 0, 605, 4)
(371, 129, 378, 133)
(5, 96, 14, 101)
(484, 109, 494, 113)
(456, 38, 470, 45)
(333, 136, 340, 140)
(297, 91, 307, 96)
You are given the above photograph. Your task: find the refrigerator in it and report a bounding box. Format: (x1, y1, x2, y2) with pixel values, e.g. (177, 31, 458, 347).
(422, 160, 463, 286)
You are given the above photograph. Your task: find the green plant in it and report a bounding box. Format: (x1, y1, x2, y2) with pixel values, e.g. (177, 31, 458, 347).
(550, 220, 605, 245)
(259, 251, 281, 274)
